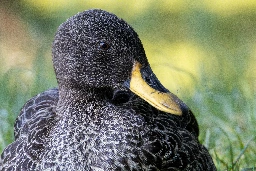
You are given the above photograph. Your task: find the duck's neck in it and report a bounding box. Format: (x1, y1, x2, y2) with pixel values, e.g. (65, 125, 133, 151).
(56, 86, 110, 120)
(59, 86, 105, 102)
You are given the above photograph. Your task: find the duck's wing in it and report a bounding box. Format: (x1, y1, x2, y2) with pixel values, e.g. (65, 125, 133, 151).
(148, 112, 215, 171)
(123, 96, 216, 171)
(14, 88, 59, 139)
(0, 88, 59, 170)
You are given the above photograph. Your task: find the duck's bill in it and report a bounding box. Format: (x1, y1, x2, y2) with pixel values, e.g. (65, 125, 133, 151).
(124, 61, 184, 116)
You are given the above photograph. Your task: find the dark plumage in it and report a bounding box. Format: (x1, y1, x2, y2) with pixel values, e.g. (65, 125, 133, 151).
(0, 9, 216, 170)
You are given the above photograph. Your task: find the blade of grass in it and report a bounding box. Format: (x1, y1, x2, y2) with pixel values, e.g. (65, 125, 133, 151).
(233, 136, 256, 167)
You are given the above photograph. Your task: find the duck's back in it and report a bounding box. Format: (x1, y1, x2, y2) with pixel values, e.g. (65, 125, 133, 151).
(0, 88, 59, 170)
(14, 88, 59, 139)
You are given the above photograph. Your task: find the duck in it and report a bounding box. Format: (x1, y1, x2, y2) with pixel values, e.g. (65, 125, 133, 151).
(0, 9, 216, 171)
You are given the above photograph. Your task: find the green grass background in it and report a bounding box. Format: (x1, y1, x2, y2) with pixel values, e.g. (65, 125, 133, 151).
(0, 1, 256, 170)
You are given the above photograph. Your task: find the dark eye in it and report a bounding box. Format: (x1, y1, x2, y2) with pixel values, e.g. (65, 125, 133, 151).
(99, 42, 111, 50)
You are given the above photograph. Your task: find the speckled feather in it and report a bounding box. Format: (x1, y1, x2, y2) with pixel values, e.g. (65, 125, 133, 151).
(0, 9, 216, 170)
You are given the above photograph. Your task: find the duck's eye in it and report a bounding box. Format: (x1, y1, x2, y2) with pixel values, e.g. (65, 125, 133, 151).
(99, 42, 111, 50)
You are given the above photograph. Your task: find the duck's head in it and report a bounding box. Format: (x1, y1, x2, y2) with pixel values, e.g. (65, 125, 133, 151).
(52, 9, 186, 116)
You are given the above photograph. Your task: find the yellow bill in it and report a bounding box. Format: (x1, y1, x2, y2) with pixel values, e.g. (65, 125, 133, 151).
(128, 61, 183, 116)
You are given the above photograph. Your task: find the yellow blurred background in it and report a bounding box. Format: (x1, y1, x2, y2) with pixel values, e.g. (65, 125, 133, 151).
(1, 0, 256, 97)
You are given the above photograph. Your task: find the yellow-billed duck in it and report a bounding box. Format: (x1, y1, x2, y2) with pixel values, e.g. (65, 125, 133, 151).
(0, 9, 216, 171)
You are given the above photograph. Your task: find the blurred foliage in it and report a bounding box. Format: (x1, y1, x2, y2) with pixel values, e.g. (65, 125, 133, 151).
(1, 0, 256, 170)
